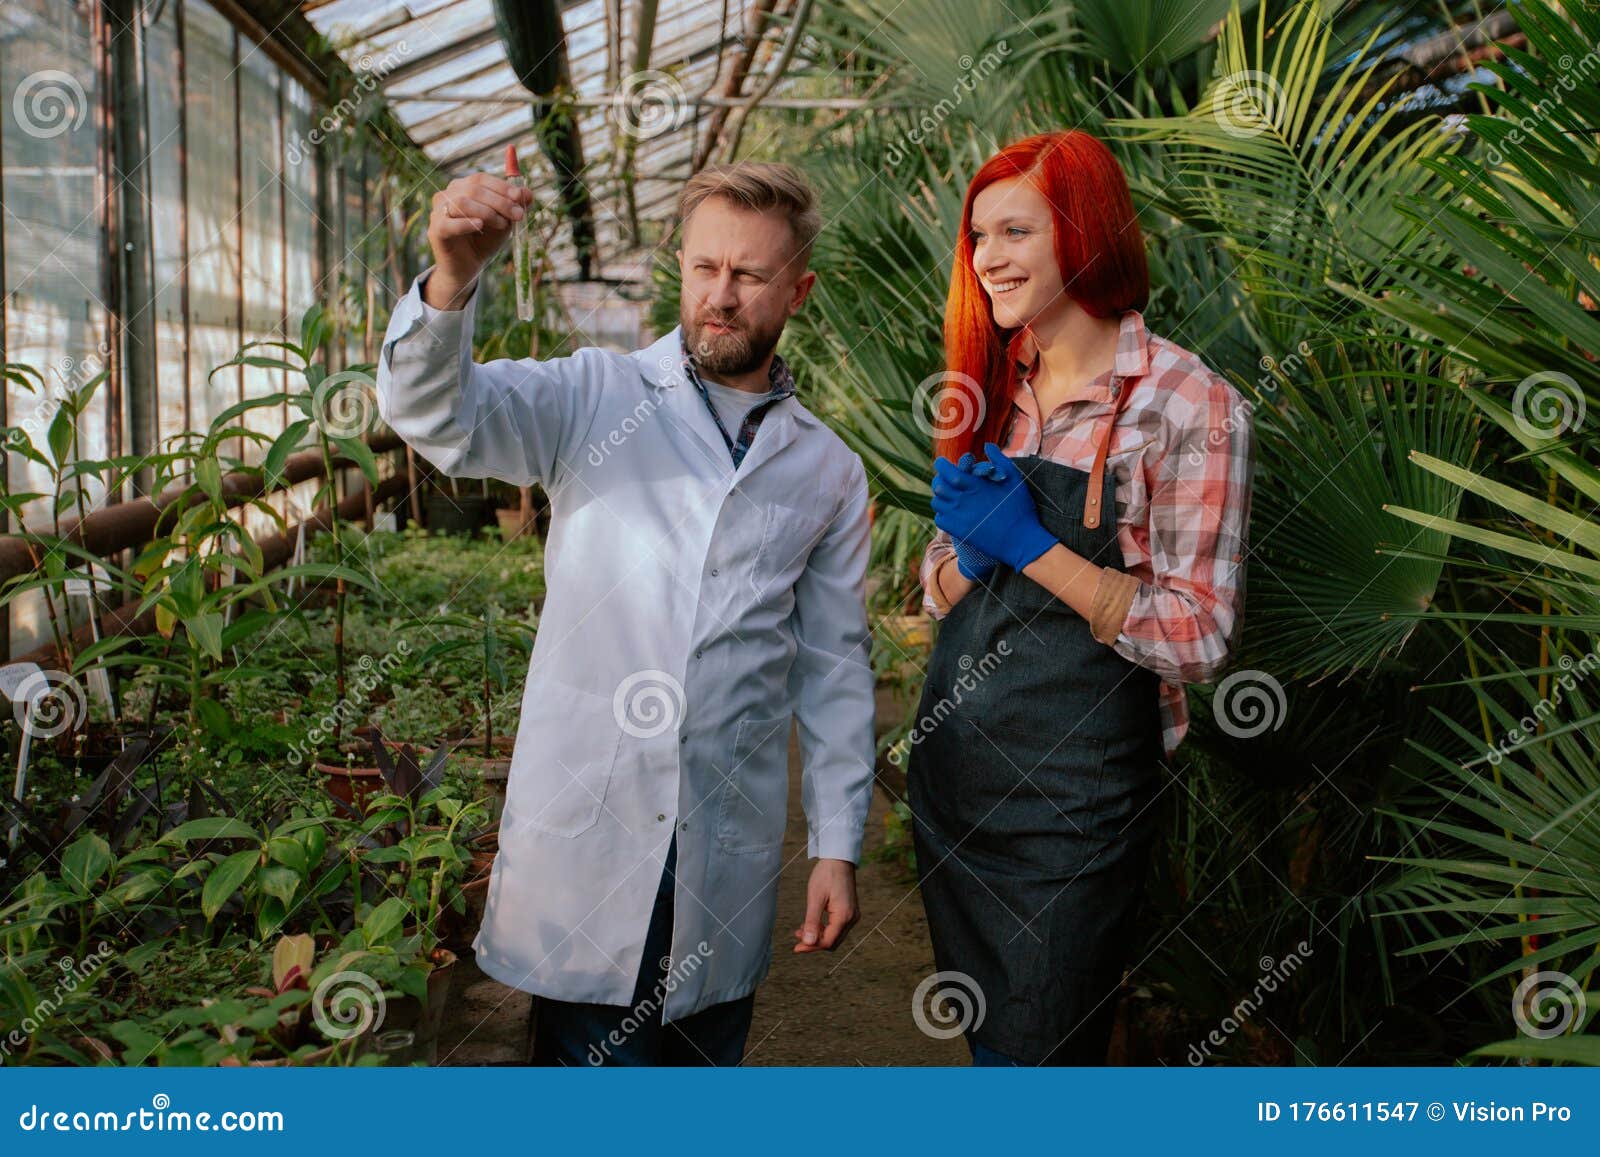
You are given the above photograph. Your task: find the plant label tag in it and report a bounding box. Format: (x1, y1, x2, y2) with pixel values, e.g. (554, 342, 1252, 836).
(0, 662, 45, 705)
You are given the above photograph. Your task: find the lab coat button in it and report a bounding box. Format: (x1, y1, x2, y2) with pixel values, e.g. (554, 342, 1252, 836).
(695, 650, 703, 660)
(657, 813, 666, 822)
(710, 567, 719, 576)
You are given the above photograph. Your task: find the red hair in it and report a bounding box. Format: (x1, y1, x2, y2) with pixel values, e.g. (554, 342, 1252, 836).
(935, 130, 1148, 462)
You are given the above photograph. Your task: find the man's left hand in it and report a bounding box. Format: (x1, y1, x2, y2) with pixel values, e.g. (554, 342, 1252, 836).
(793, 858, 859, 953)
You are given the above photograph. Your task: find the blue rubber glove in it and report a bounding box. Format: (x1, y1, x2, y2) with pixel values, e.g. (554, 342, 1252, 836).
(931, 453, 998, 580)
(952, 537, 1000, 581)
(930, 442, 1057, 573)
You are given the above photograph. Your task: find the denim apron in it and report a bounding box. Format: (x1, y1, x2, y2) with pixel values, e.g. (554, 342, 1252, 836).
(906, 384, 1163, 1065)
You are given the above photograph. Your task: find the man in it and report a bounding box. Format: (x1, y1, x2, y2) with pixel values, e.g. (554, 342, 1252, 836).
(374, 161, 875, 1066)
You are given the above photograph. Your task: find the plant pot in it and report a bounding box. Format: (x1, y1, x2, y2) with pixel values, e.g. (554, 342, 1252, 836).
(495, 506, 537, 542)
(454, 731, 515, 753)
(420, 947, 456, 1062)
(314, 732, 452, 815)
(381, 946, 457, 1066)
(461, 872, 492, 932)
(314, 760, 385, 814)
(425, 493, 492, 535)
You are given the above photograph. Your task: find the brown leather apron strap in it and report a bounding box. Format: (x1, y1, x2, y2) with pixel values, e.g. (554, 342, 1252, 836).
(1082, 377, 1134, 530)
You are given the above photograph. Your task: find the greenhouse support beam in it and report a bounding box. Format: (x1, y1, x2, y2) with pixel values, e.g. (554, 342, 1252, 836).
(692, 0, 779, 172)
(712, 0, 814, 164)
(618, 0, 660, 243)
(391, 93, 908, 111)
(0, 431, 403, 590)
(208, 0, 330, 102)
(108, 0, 159, 499)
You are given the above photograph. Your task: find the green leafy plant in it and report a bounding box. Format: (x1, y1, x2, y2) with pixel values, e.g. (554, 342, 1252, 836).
(417, 602, 536, 756)
(214, 304, 387, 747)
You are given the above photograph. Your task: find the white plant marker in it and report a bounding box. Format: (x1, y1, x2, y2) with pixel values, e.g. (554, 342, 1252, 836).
(0, 661, 45, 848)
(62, 561, 117, 721)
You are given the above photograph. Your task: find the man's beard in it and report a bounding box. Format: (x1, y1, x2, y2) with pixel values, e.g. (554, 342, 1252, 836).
(683, 309, 784, 376)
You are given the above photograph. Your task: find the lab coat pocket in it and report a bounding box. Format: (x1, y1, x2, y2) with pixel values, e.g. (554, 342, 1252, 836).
(716, 713, 792, 854)
(751, 503, 829, 600)
(506, 681, 624, 838)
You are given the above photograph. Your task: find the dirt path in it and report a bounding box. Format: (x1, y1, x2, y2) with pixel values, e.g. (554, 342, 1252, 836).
(438, 693, 968, 1066)
(738, 721, 966, 1065)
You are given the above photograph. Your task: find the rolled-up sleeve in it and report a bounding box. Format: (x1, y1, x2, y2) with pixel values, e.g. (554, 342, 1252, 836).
(918, 528, 957, 619)
(375, 267, 607, 490)
(1107, 376, 1254, 684)
(787, 457, 876, 862)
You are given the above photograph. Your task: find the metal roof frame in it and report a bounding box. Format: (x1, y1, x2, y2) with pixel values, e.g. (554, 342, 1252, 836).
(298, 0, 826, 283)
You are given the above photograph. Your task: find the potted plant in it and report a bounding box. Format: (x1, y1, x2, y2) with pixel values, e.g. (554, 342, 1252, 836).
(219, 304, 386, 749)
(355, 780, 489, 1063)
(85, 393, 372, 796)
(316, 725, 452, 822)
(424, 477, 493, 534)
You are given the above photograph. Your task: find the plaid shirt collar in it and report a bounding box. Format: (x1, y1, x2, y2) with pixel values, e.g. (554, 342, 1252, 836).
(1006, 310, 1151, 395)
(679, 332, 797, 467)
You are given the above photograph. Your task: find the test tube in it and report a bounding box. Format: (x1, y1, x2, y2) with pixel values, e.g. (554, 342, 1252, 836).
(505, 144, 534, 322)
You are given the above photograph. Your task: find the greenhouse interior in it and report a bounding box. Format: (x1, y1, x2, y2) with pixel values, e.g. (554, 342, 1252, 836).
(1, 0, 1598, 1074)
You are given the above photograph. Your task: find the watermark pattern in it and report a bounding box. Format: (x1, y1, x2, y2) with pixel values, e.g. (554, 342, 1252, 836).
(912, 969, 986, 1039)
(284, 43, 413, 167)
(1481, 647, 1600, 766)
(613, 670, 686, 739)
(1, 943, 116, 1057)
(11, 70, 88, 139)
(286, 642, 412, 766)
(1511, 371, 1585, 441)
(310, 969, 386, 1040)
(910, 370, 986, 442)
(1512, 969, 1586, 1039)
(16, 1094, 284, 1133)
(1186, 941, 1313, 1064)
(311, 370, 379, 439)
(1211, 669, 1286, 739)
(585, 390, 665, 467)
(610, 70, 690, 142)
(1465, 45, 1600, 169)
(1211, 69, 1285, 139)
(585, 940, 714, 1064)
(12, 669, 87, 740)
(883, 43, 1012, 168)
(10, 341, 112, 447)
(887, 641, 1010, 765)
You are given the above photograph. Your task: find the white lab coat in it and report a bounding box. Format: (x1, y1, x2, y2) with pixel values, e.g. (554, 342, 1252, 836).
(374, 269, 876, 1020)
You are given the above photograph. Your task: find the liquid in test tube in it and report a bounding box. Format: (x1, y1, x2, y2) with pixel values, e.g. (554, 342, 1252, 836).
(505, 143, 533, 322)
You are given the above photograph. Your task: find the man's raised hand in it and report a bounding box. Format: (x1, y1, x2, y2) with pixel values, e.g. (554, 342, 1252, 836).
(423, 171, 533, 310)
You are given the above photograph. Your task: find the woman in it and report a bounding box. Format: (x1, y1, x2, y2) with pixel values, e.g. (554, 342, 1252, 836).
(905, 130, 1254, 1066)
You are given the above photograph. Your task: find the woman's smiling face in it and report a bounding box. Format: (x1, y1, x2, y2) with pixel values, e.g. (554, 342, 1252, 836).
(969, 176, 1067, 331)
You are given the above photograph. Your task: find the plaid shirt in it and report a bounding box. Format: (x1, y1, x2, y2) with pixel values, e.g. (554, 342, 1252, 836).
(681, 334, 796, 468)
(920, 310, 1255, 759)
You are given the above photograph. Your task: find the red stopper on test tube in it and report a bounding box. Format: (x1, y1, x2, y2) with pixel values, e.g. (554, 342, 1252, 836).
(504, 144, 518, 178)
